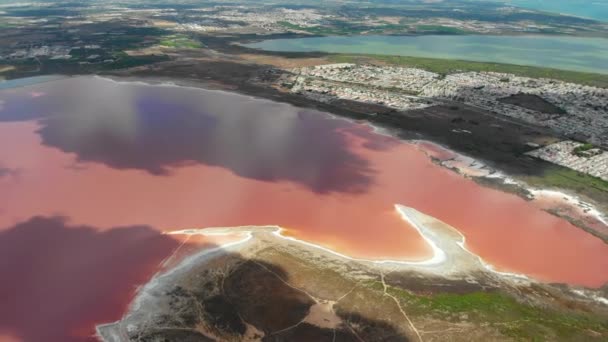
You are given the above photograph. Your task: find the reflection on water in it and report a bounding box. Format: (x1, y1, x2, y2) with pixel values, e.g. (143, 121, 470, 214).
(0, 77, 378, 194)
(1, 76, 607, 341)
(0, 217, 181, 342)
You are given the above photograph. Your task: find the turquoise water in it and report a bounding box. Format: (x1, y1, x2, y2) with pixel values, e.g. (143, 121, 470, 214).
(0, 75, 65, 89)
(504, 0, 608, 21)
(245, 35, 608, 74)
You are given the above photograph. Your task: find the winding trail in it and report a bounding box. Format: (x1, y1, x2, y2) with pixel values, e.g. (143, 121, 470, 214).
(380, 270, 423, 342)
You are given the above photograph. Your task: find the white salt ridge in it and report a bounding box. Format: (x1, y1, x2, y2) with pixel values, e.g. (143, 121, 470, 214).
(163, 204, 529, 277)
(572, 289, 608, 306)
(413, 140, 608, 228)
(530, 189, 608, 226)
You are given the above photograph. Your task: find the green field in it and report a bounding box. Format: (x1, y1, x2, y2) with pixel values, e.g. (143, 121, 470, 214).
(328, 54, 608, 88)
(415, 25, 470, 34)
(103, 54, 170, 70)
(522, 165, 608, 195)
(279, 21, 367, 35)
(159, 35, 203, 49)
(368, 281, 608, 340)
(572, 143, 596, 156)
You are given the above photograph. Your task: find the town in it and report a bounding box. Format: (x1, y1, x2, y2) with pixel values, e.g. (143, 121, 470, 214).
(527, 141, 608, 182)
(279, 63, 608, 180)
(282, 63, 608, 144)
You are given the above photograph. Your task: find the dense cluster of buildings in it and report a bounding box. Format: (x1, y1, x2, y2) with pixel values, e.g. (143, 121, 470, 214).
(0, 44, 114, 64)
(284, 63, 608, 179)
(1, 45, 72, 60)
(159, 4, 557, 35)
(172, 6, 326, 33)
(288, 63, 439, 110)
(285, 64, 608, 147)
(174, 23, 228, 32)
(527, 141, 608, 181)
(412, 17, 557, 34)
(217, 7, 323, 29)
(423, 72, 608, 146)
(163, 5, 578, 35)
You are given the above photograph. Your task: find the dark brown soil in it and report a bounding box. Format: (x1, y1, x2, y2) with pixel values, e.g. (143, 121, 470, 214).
(499, 93, 567, 114)
(224, 261, 315, 333)
(263, 323, 360, 342)
(202, 295, 247, 335)
(138, 329, 214, 342)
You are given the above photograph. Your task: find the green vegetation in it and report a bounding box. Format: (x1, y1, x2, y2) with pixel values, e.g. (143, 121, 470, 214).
(415, 25, 469, 34)
(328, 54, 608, 88)
(2, 52, 169, 79)
(574, 143, 595, 152)
(69, 47, 104, 59)
(519, 164, 608, 236)
(278, 21, 307, 31)
(572, 143, 595, 157)
(108, 27, 168, 50)
(278, 21, 366, 35)
(104, 52, 169, 69)
(159, 35, 203, 49)
(368, 281, 608, 340)
(278, 21, 408, 35)
(523, 165, 608, 194)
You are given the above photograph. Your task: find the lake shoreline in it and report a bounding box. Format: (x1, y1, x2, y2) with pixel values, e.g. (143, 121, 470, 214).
(244, 34, 608, 74)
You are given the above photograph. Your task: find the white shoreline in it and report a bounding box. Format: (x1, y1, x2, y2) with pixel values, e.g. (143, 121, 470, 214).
(54, 76, 608, 229)
(5, 74, 606, 341)
(530, 189, 608, 226)
(10, 75, 607, 282)
(163, 204, 527, 274)
(97, 202, 608, 340)
(571, 289, 608, 306)
(160, 204, 608, 300)
(413, 140, 608, 229)
(95, 230, 255, 341)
